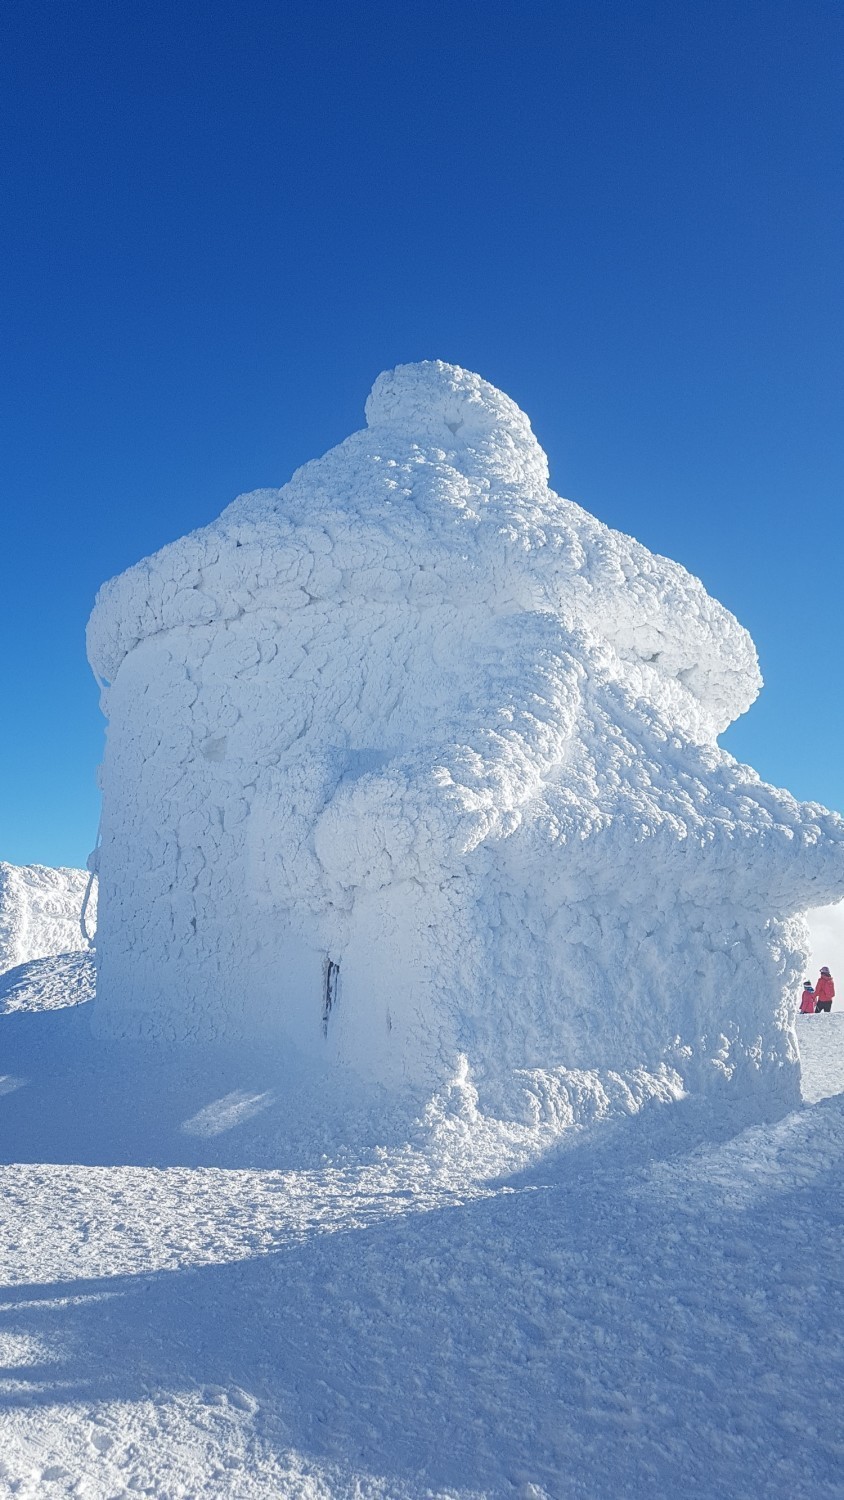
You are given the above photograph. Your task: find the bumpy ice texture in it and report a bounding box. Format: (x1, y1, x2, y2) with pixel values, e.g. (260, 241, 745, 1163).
(0, 863, 96, 976)
(86, 361, 844, 1122)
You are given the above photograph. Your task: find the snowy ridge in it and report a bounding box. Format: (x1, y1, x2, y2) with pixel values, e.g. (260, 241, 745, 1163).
(0, 862, 96, 976)
(86, 362, 844, 1123)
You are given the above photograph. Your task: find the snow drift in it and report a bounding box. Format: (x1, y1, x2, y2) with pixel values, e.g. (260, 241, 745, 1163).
(86, 361, 844, 1121)
(0, 862, 95, 976)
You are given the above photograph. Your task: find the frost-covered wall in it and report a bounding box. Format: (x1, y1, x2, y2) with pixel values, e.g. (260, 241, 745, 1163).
(87, 361, 844, 1121)
(0, 863, 96, 975)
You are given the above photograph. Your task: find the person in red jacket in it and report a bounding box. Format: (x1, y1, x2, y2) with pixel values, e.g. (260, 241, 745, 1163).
(815, 967, 835, 1013)
(800, 981, 817, 1014)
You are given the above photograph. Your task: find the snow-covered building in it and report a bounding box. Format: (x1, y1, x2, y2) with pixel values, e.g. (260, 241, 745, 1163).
(86, 361, 844, 1120)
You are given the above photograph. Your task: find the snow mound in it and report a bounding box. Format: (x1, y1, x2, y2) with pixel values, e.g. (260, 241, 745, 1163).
(86, 360, 844, 1124)
(0, 862, 96, 976)
(0, 950, 96, 1014)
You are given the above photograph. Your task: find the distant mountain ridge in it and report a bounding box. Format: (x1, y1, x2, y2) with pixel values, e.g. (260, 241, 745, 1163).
(0, 862, 96, 975)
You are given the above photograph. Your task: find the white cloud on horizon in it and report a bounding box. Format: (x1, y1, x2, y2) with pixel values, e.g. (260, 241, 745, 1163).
(805, 902, 844, 986)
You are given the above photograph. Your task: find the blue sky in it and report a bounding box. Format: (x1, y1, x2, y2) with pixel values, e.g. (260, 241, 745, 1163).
(2, 0, 842, 868)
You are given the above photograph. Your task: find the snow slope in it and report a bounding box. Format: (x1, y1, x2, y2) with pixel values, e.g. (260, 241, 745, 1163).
(0, 863, 95, 976)
(0, 975, 843, 1498)
(0, 951, 96, 1015)
(86, 362, 844, 1127)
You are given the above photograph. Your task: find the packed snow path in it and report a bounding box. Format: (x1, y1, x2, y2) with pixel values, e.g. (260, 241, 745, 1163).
(0, 990, 843, 1497)
(796, 1009, 844, 1102)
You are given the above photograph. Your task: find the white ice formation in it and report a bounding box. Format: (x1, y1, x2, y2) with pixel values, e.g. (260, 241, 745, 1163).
(86, 361, 844, 1123)
(0, 862, 96, 976)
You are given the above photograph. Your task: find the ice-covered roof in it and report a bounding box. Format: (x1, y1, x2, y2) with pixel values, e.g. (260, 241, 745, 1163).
(87, 361, 759, 737)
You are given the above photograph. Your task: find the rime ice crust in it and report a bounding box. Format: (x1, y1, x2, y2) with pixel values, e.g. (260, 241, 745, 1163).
(0, 863, 95, 975)
(87, 361, 844, 1121)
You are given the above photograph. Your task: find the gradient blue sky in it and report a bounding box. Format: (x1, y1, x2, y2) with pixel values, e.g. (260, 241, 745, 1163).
(2, 0, 842, 868)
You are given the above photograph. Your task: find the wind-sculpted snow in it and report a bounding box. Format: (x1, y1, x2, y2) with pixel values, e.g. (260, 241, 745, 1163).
(0, 862, 96, 976)
(3, 990, 844, 1498)
(0, 950, 96, 1014)
(86, 361, 844, 1122)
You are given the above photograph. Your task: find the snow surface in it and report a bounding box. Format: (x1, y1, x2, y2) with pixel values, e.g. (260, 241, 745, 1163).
(0, 863, 95, 976)
(0, 950, 96, 1015)
(86, 361, 844, 1126)
(796, 1010, 844, 1102)
(0, 966, 843, 1498)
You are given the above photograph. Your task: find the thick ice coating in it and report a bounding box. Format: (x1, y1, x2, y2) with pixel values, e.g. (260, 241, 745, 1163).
(0, 863, 96, 976)
(87, 361, 844, 1122)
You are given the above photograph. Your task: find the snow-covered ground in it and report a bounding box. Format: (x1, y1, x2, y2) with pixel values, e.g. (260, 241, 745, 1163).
(0, 952, 96, 1016)
(0, 957, 842, 1499)
(797, 1010, 844, 1102)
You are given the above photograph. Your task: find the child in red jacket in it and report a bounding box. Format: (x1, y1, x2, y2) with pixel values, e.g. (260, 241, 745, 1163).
(800, 981, 817, 1014)
(815, 968, 835, 1013)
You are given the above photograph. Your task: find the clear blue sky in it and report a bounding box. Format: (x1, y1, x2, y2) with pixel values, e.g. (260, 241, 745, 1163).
(1, 0, 842, 868)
